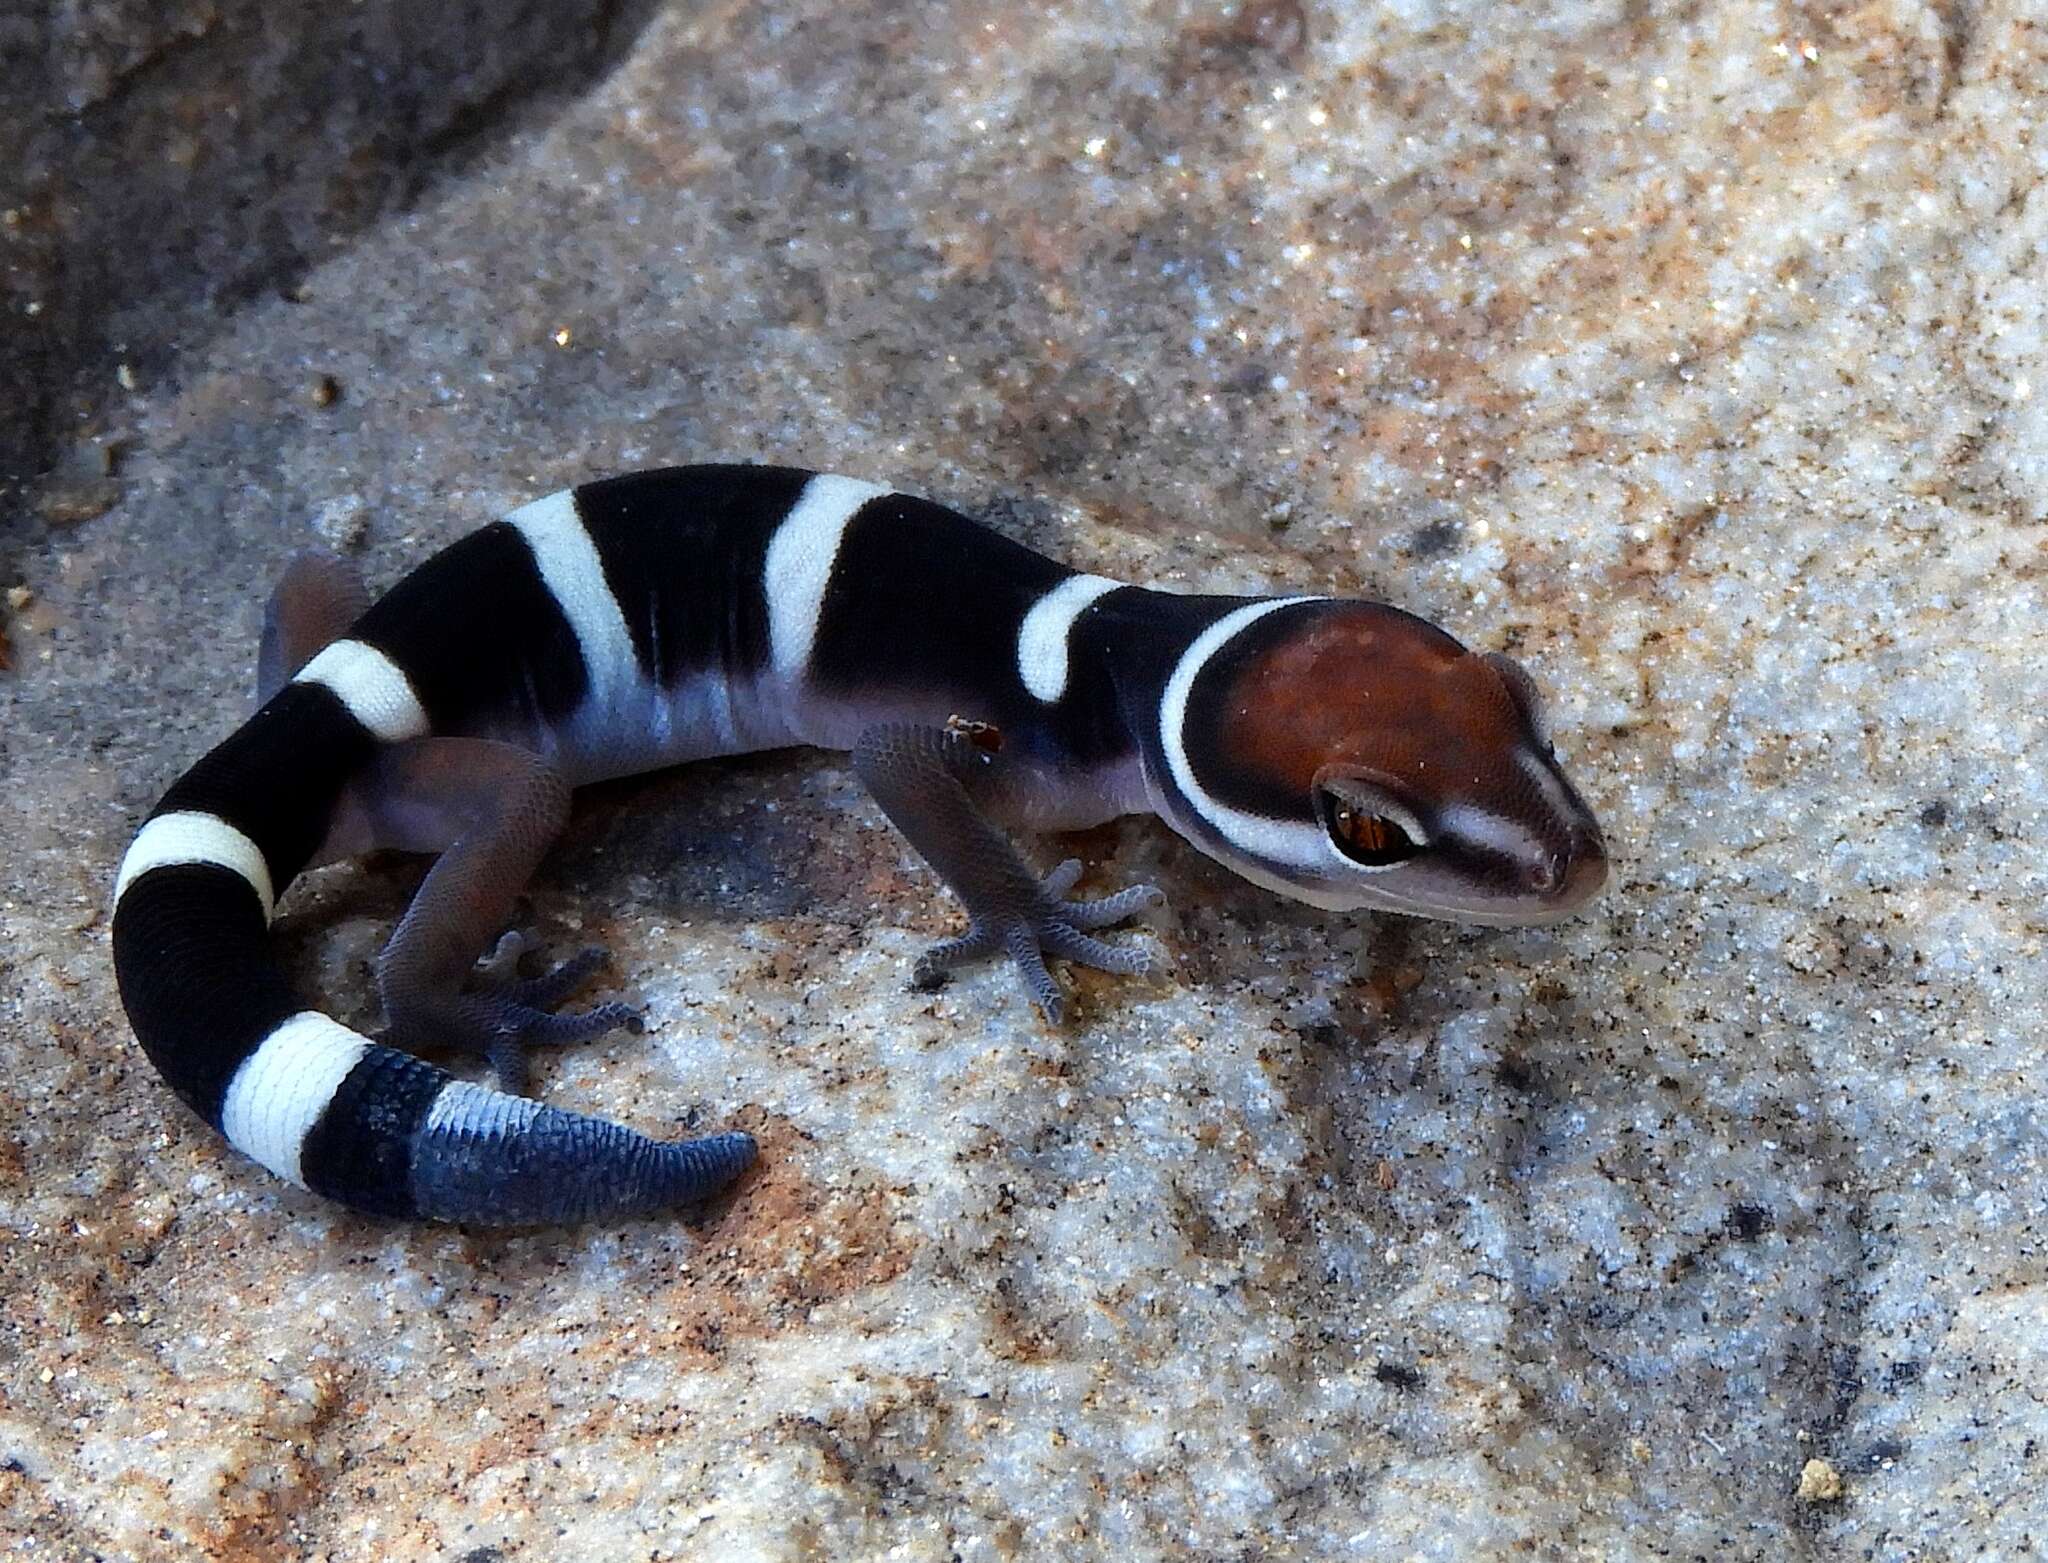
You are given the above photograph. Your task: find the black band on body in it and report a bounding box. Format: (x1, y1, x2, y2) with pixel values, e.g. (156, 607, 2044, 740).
(806, 492, 1141, 771)
(808, 491, 1072, 699)
(111, 865, 303, 1125)
(298, 1048, 450, 1217)
(156, 681, 376, 890)
(576, 464, 811, 687)
(1072, 589, 1262, 809)
(352, 522, 590, 733)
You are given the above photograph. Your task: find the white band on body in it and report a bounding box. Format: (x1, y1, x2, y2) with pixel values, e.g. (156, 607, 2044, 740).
(763, 473, 889, 682)
(115, 811, 277, 921)
(1017, 574, 1122, 703)
(294, 638, 430, 744)
(507, 489, 643, 720)
(219, 1012, 373, 1187)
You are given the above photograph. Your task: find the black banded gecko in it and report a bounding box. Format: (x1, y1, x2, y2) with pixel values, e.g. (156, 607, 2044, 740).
(112, 465, 1608, 1226)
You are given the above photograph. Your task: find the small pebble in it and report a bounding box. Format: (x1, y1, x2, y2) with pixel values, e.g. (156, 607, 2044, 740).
(312, 494, 370, 551)
(1797, 1458, 1844, 1503)
(37, 480, 120, 528)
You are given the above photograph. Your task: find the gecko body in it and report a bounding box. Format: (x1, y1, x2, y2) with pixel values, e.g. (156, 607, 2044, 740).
(113, 465, 1607, 1225)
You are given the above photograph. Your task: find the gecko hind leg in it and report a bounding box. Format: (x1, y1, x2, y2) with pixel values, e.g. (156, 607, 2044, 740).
(346, 736, 640, 1097)
(256, 551, 372, 704)
(853, 723, 1164, 1024)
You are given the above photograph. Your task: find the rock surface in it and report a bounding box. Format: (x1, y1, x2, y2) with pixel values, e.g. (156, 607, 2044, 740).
(0, 0, 660, 490)
(4, 0, 2045, 1556)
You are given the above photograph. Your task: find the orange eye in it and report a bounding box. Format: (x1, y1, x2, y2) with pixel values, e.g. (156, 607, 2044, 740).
(1326, 801, 1421, 869)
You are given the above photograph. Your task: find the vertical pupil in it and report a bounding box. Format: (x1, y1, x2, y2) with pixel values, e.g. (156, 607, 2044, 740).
(1336, 808, 1389, 853)
(1326, 796, 1419, 867)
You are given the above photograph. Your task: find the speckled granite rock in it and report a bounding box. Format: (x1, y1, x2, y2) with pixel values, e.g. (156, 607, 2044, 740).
(4, 0, 2046, 1556)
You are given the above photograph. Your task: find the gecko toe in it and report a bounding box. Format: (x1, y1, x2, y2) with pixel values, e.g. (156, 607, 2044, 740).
(1040, 923, 1155, 976)
(460, 994, 640, 1096)
(1039, 858, 1087, 900)
(1061, 882, 1166, 930)
(476, 929, 539, 985)
(502, 997, 639, 1047)
(1004, 926, 1067, 1024)
(911, 925, 1002, 989)
(484, 945, 611, 1009)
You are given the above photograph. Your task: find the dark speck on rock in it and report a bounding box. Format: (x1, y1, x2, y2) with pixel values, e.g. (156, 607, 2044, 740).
(1918, 800, 1950, 828)
(1300, 1020, 1347, 1050)
(1494, 1053, 1542, 1094)
(1407, 520, 1462, 558)
(1884, 1359, 1926, 1392)
(1374, 1361, 1424, 1391)
(802, 144, 857, 187)
(1726, 1203, 1774, 1241)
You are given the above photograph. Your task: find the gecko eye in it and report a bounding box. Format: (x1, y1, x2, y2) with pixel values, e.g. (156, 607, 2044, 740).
(1319, 794, 1423, 869)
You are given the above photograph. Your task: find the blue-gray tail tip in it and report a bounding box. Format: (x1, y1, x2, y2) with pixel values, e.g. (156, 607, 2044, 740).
(408, 1094, 760, 1226)
(672, 1131, 759, 1198)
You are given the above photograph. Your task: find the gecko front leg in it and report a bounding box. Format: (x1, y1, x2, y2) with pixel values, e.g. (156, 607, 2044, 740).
(853, 722, 1162, 1023)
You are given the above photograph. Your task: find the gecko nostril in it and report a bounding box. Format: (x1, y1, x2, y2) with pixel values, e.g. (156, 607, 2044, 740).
(1525, 853, 1564, 895)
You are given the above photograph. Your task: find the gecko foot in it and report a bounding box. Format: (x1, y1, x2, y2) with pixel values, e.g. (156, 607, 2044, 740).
(910, 859, 1165, 1025)
(385, 931, 641, 1098)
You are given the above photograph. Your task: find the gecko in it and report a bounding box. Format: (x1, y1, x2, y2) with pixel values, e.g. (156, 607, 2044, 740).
(112, 465, 1608, 1226)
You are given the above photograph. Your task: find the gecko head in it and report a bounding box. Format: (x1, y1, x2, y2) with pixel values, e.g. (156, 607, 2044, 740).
(1157, 599, 1608, 926)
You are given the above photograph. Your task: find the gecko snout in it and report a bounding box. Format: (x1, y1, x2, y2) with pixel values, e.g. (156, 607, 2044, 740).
(1542, 818, 1610, 909)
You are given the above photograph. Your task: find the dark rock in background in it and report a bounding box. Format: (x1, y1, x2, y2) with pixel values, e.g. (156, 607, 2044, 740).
(0, 0, 657, 497)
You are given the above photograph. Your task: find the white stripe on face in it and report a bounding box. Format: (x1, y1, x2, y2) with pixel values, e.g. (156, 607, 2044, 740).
(1517, 748, 1579, 827)
(1017, 574, 1122, 703)
(1158, 597, 1332, 874)
(762, 473, 889, 683)
(218, 1012, 373, 1187)
(507, 489, 643, 721)
(294, 638, 430, 743)
(1435, 802, 1549, 865)
(116, 811, 277, 921)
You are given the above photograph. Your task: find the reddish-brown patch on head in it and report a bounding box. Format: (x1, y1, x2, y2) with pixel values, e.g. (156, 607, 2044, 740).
(1212, 603, 1532, 804)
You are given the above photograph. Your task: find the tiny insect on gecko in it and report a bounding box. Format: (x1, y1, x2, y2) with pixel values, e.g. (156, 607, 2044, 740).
(112, 465, 1608, 1226)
